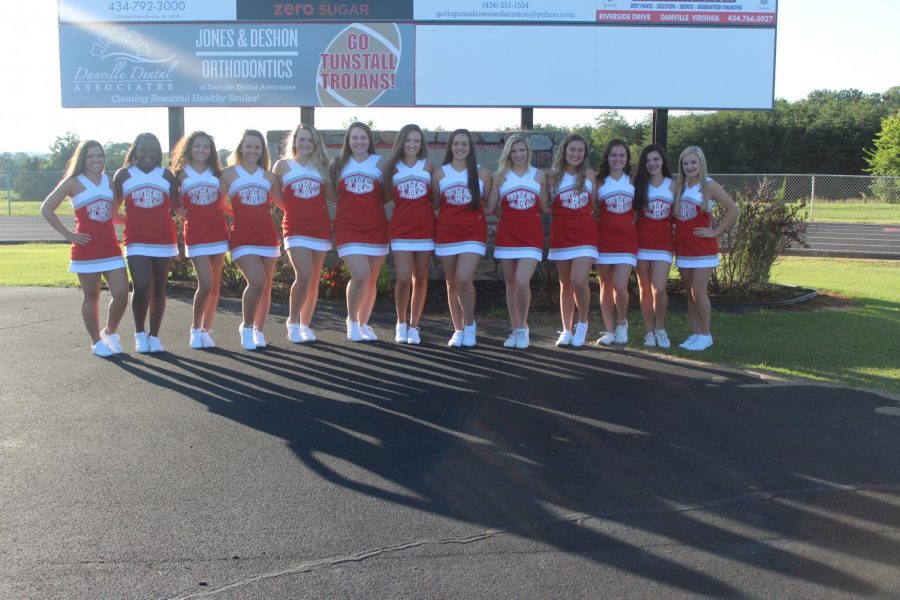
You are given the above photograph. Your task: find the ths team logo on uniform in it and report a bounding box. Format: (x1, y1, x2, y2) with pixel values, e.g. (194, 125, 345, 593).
(676, 200, 699, 221)
(343, 174, 375, 195)
(131, 187, 164, 209)
(396, 178, 428, 200)
(644, 198, 673, 220)
(188, 185, 219, 207)
(239, 186, 268, 206)
(86, 199, 112, 222)
(558, 189, 590, 210)
(290, 179, 322, 200)
(505, 189, 537, 211)
(603, 192, 633, 215)
(444, 186, 472, 206)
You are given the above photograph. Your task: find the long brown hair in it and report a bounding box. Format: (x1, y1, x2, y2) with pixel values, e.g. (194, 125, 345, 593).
(550, 133, 591, 196)
(282, 123, 331, 182)
(229, 129, 270, 169)
(63, 140, 104, 180)
(331, 121, 376, 182)
(170, 131, 221, 177)
(633, 143, 672, 212)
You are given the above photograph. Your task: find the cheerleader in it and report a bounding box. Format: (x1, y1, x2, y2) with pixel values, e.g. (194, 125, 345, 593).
(546, 134, 598, 348)
(113, 133, 179, 354)
(220, 129, 283, 351)
(673, 146, 739, 351)
(273, 124, 334, 344)
(485, 134, 549, 349)
(432, 129, 492, 348)
(331, 122, 389, 342)
(383, 124, 435, 345)
(633, 144, 675, 349)
(595, 139, 637, 346)
(41, 140, 128, 356)
(171, 131, 228, 349)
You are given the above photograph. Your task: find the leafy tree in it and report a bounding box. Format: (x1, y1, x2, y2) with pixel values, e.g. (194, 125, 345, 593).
(103, 142, 131, 171)
(47, 132, 81, 171)
(865, 111, 900, 176)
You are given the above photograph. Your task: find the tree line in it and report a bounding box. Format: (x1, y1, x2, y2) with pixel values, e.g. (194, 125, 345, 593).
(2, 87, 898, 202)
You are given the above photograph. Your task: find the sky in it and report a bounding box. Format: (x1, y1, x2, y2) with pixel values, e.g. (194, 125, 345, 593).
(1, 0, 898, 154)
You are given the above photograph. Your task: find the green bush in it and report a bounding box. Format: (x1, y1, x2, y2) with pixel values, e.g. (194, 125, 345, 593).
(712, 177, 808, 294)
(870, 177, 900, 204)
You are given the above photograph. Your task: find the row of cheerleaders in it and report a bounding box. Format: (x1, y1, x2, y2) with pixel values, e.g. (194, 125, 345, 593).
(41, 123, 739, 358)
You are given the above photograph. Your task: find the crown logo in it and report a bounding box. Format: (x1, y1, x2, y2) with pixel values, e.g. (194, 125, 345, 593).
(90, 27, 174, 63)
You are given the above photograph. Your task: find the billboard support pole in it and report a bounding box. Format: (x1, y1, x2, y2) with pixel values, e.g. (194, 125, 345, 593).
(301, 107, 315, 126)
(652, 109, 668, 151)
(168, 107, 185, 152)
(521, 107, 533, 130)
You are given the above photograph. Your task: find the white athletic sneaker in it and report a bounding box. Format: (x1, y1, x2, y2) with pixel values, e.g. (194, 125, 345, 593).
(571, 322, 588, 347)
(299, 324, 316, 343)
(555, 330, 573, 346)
(462, 322, 477, 347)
(654, 329, 671, 349)
(201, 330, 216, 348)
(447, 330, 463, 347)
(643, 331, 657, 347)
(253, 329, 267, 348)
(287, 323, 302, 344)
(614, 320, 629, 344)
(239, 325, 256, 351)
(406, 326, 421, 345)
(148, 335, 165, 353)
(686, 334, 713, 351)
(100, 329, 123, 354)
(679, 334, 700, 349)
(361, 324, 378, 341)
(91, 339, 114, 357)
(346, 319, 364, 342)
(190, 328, 204, 349)
(134, 331, 150, 354)
(596, 331, 615, 346)
(515, 328, 530, 349)
(504, 330, 519, 348)
(395, 322, 408, 343)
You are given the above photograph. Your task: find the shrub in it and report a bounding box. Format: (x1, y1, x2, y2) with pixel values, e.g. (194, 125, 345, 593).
(712, 177, 808, 294)
(870, 177, 900, 204)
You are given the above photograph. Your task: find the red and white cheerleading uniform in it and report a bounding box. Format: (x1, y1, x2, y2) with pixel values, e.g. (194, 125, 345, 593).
(334, 154, 389, 257)
(596, 174, 638, 266)
(280, 160, 332, 252)
(389, 158, 435, 252)
(434, 164, 487, 257)
(674, 178, 719, 269)
(227, 165, 280, 260)
(180, 166, 228, 258)
(122, 166, 178, 258)
(636, 177, 674, 263)
(68, 173, 125, 273)
(493, 166, 544, 261)
(548, 172, 598, 262)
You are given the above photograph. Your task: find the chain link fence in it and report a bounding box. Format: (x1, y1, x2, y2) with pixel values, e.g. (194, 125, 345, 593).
(2, 170, 899, 218)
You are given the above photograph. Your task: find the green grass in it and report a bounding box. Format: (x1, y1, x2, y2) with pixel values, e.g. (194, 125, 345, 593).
(798, 202, 900, 224)
(0, 201, 50, 217)
(656, 257, 900, 394)
(0, 243, 78, 286)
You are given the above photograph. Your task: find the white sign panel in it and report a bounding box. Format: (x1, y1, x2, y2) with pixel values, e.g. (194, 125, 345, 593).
(414, 0, 590, 22)
(415, 25, 775, 109)
(59, 0, 236, 23)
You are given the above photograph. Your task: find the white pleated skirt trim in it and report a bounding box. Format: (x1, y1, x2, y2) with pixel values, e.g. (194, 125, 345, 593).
(548, 245, 599, 261)
(636, 249, 674, 263)
(69, 256, 127, 273)
(124, 243, 179, 258)
(337, 242, 389, 257)
(596, 252, 637, 267)
(675, 254, 719, 269)
(434, 241, 487, 257)
(390, 239, 435, 252)
(284, 235, 332, 252)
(493, 246, 543, 261)
(231, 245, 281, 260)
(185, 240, 229, 258)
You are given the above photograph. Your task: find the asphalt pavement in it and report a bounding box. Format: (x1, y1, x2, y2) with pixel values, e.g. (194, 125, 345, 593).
(1, 287, 899, 599)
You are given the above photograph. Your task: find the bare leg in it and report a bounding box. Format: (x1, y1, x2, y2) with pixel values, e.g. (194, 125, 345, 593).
(287, 247, 315, 325)
(636, 260, 655, 332)
(679, 268, 699, 334)
(687, 267, 713, 334)
(343, 254, 372, 323)
(409, 251, 432, 328)
(127, 256, 152, 333)
(393, 250, 413, 324)
(147, 257, 172, 337)
(570, 256, 593, 324)
(300, 250, 326, 327)
(453, 253, 481, 326)
(440, 255, 463, 331)
(611, 263, 633, 325)
(597, 264, 615, 332)
(650, 260, 670, 331)
(253, 257, 277, 333)
(358, 255, 385, 325)
(103, 267, 129, 335)
(556, 260, 575, 331)
(235, 255, 266, 328)
(77, 272, 102, 343)
(190, 255, 212, 330)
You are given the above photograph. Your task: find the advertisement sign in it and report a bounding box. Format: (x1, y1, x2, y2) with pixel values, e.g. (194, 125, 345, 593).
(595, 0, 777, 26)
(59, 0, 235, 23)
(58, 23, 414, 107)
(413, 0, 589, 22)
(236, 0, 413, 21)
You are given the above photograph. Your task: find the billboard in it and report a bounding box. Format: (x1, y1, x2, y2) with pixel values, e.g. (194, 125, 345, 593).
(58, 0, 778, 110)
